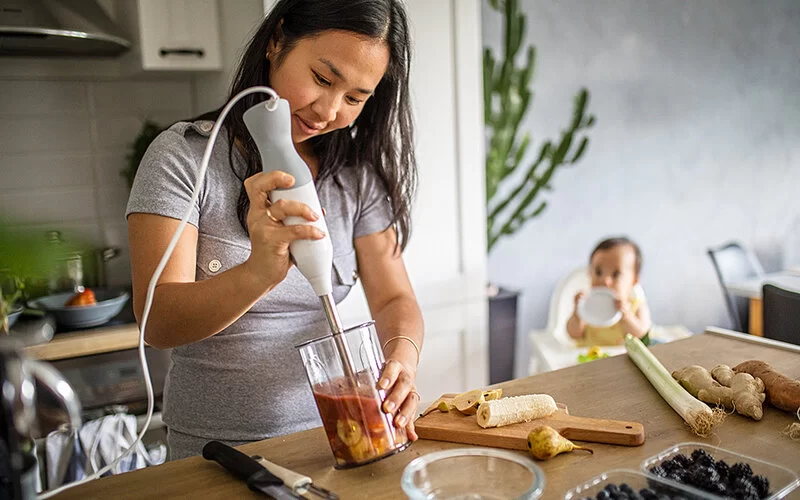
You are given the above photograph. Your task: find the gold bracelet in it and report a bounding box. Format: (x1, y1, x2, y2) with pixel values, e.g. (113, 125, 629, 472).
(382, 335, 421, 363)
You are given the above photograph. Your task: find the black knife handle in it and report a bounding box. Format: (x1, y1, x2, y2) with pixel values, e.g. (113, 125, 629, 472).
(203, 441, 282, 486)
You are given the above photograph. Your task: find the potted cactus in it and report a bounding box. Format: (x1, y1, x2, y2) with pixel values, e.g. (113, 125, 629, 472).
(483, 0, 595, 381)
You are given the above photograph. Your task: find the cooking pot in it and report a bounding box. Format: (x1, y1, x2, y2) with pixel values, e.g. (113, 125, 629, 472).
(45, 231, 121, 292)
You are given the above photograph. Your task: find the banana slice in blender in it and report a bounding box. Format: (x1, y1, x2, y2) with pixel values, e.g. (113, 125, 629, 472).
(336, 419, 363, 446)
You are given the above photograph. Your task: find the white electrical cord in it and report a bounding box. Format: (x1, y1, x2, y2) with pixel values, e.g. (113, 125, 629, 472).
(38, 86, 280, 499)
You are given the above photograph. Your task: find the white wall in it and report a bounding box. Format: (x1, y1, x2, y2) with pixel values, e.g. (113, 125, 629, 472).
(482, 0, 800, 376)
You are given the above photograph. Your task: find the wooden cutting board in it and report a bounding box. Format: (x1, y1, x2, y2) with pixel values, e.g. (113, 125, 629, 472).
(414, 394, 645, 449)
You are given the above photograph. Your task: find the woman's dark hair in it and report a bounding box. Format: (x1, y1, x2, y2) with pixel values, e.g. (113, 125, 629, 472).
(200, 0, 416, 251)
(590, 236, 643, 274)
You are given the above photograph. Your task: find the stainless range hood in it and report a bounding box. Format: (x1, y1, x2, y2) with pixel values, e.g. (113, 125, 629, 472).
(0, 0, 131, 57)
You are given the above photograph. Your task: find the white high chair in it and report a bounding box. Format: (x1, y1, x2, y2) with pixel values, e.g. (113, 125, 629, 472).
(527, 266, 692, 374)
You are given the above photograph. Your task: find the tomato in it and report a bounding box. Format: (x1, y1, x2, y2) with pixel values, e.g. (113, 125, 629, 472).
(65, 289, 97, 307)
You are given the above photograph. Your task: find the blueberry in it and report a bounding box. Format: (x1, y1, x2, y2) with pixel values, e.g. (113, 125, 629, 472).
(596, 489, 611, 500)
(649, 465, 667, 478)
(638, 488, 657, 500)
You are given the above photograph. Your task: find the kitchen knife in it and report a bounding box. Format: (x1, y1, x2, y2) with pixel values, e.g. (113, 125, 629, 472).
(251, 455, 338, 499)
(202, 441, 304, 499)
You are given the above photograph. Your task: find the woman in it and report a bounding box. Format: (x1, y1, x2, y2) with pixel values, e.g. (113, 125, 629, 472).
(126, 0, 423, 460)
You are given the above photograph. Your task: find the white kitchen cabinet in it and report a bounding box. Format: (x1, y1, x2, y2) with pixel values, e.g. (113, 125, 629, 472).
(118, 0, 222, 72)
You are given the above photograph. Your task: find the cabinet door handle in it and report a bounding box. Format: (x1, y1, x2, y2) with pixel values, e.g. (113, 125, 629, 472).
(159, 48, 205, 58)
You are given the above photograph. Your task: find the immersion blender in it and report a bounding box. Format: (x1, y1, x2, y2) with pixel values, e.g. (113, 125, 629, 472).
(243, 98, 358, 383)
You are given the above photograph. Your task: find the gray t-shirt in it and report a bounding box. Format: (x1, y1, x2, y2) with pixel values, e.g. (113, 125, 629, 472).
(126, 120, 392, 451)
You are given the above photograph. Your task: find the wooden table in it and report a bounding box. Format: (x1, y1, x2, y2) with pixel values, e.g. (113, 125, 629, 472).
(726, 272, 800, 336)
(51, 330, 800, 500)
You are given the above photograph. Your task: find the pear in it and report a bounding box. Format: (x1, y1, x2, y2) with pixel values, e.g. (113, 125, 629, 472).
(526, 425, 593, 460)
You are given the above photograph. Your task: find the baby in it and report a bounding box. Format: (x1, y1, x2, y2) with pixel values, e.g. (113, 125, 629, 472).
(567, 237, 652, 346)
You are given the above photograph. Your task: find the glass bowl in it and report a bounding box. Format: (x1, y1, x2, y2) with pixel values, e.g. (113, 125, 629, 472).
(640, 442, 800, 500)
(401, 447, 545, 500)
(565, 469, 702, 500)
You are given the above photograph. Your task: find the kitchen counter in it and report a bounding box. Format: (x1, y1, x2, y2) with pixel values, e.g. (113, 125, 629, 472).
(24, 322, 140, 361)
(50, 329, 800, 499)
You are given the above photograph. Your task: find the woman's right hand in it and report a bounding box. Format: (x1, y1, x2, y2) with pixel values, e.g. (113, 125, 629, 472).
(242, 171, 325, 287)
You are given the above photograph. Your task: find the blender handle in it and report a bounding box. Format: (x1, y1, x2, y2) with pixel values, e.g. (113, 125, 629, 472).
(26, 359, 83, 431)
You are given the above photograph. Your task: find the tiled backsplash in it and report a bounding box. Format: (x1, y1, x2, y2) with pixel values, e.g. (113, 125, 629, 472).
(0, 78, 196, 287)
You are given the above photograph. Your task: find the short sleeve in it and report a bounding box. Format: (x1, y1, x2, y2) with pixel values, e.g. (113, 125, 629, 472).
(126, 127, 204, 227)
(353, 168, 393, 239)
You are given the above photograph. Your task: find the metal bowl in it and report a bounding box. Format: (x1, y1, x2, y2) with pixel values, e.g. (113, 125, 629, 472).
(401, 448, 545, 500)
(6, 304, 24, 328)
(28, 288, 130, 329)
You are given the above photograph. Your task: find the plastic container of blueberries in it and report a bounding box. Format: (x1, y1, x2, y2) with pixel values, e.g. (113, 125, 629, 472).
(564, 469, 703, 500)
(640, 442, 800, 500)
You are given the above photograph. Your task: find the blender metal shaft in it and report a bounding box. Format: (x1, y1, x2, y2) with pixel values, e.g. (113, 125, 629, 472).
(319, 294, 358, 385)
(320, 294, 343, 334)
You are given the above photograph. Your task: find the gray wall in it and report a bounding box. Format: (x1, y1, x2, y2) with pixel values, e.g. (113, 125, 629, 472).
(482, 0, 800, 376)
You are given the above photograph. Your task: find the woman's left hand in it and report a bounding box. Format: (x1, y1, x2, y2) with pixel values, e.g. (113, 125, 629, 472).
(378, 355, 420, 441)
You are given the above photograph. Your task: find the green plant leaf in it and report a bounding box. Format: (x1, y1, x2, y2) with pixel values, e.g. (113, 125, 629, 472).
(570, 89, 588, 130)
(122, 120, 164, 190)
(571, 137, 589, 163)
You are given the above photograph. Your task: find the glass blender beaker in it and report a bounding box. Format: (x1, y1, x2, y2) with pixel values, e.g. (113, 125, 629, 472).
(296, 321, 410, 468)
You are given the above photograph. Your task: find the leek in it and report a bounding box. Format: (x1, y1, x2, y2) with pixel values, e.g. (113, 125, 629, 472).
(625, 334, 723, 436)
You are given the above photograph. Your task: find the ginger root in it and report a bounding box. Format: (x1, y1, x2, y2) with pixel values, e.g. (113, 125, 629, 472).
(734, 360, 800, 413)
(672, 364, 766, 420)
